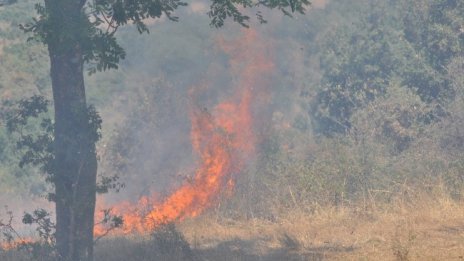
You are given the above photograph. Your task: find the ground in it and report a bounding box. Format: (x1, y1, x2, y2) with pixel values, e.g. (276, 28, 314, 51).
(92, 193, 464, 261)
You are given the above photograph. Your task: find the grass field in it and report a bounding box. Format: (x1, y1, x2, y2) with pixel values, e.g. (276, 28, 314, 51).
(91, 190, 464, 261)
(2, 190, 464, 260)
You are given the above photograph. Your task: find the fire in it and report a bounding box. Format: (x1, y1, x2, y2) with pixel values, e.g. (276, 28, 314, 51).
(0, 238, 35, 251)
(95, 28, 274, 235)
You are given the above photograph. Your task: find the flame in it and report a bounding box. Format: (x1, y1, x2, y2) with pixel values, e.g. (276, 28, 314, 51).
(95, 28, 274, 235)
(0, 238, 35, 251)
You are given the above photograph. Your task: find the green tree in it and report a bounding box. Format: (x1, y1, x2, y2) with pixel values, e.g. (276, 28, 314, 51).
(18, 0, 310, 260)
(310, 1, 406, 135)
(310, 0, 463, 137)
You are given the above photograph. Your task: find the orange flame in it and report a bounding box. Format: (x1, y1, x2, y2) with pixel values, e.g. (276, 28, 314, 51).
(95, 28, 274, 235)
(0, 238, 35, 251)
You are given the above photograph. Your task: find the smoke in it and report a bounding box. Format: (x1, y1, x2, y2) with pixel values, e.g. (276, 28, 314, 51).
(91, 0, 335, 234)
(312, 0, 329, 9)
(94, 26, 277, 234)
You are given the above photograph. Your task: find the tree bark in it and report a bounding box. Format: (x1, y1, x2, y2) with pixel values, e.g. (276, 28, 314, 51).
(45, 0, 96, 260)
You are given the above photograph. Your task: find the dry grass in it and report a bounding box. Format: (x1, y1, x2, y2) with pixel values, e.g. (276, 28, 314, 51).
(176, 192, 464, 260)
(4, 191, 464, 260)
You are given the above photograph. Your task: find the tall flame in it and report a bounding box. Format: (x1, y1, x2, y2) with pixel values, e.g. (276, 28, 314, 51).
(95, 28, 274, 235)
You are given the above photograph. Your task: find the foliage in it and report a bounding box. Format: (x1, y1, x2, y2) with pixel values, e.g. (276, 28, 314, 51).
(94, 209, 124, 243)
(310, 0, 463, 136)
(19, 0, 310, 76)
(150, 223, 197, 261)
(0, 207, 57, 260)
(350, 85, 434, 153)
(6, 95, 54, 177)
(227, 73, 464, 215)
(4, 95, 122, 199)
(1, 206, 127, 259)
(22, 209, 56, 246)
(0, 207, 22, 247)
(311, 2, 403, 134)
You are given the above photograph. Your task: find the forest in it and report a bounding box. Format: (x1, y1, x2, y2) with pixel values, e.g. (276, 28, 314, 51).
(0, 0, 463, 260)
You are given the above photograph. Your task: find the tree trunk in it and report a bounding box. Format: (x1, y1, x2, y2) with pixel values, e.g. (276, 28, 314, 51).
(45, 0, 97, 260)
(50, 51, 97, 261)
